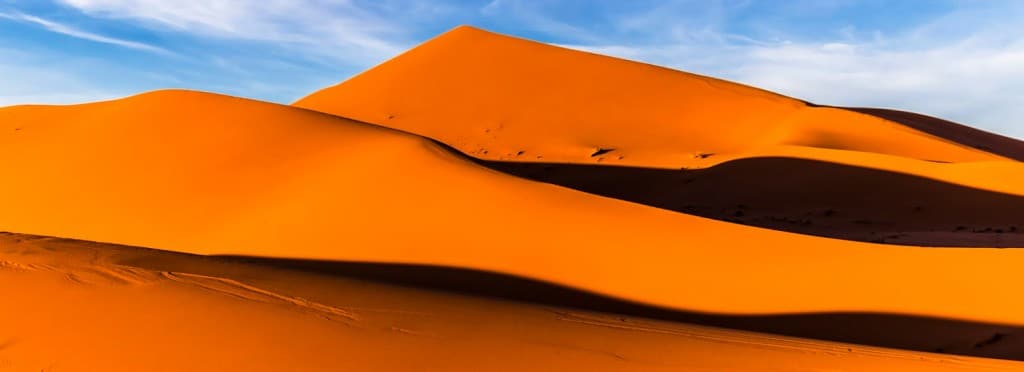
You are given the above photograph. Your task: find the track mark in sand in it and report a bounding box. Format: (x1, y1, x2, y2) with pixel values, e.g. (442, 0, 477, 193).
(161, 272, 359, 323)
(62, 266, 158, 287)
(388, 326, 435, 338)
(0, 260, 54, 272)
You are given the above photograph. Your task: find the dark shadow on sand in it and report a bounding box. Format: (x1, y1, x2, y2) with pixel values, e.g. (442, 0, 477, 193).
(845, 107, 1024, 162)
(215, 255, 1024, 361)
(471, 156, 1024, 247)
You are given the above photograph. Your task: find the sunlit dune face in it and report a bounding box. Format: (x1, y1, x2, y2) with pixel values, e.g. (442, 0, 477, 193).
(3, 24, 1024, 371)
(295, 26, 1005, 167)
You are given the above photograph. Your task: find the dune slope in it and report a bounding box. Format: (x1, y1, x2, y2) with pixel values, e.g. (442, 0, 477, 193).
(6, 90, 1024, 330)
(847, 107, 1024, 161)
(5, 233, 1023, 371)
(293, 25, 1024, 246)
(294, 25, 1006, 167)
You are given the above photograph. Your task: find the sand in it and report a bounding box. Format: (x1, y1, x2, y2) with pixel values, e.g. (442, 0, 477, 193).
(2, 24, 1024, 371)
(3, 233, 1023, 371)
(293, 25, 1024, 247)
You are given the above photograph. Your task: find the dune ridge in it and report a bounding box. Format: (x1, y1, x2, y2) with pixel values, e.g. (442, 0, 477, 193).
(293, 24, 1024, 246)
(295, 25, 1009, 167)
(4, 90, 1024, 326)
(6, 233, 1023, 371)
(5, 24, 1024, 370)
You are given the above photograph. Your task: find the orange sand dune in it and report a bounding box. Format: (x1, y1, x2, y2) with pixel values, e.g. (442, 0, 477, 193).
(294, 25, 1008, 167)
(847, 107, 1024, 162)
(5, 233, 1022, 371)
(6, 90, 1024, 329)
(294, 25, 1024, 246)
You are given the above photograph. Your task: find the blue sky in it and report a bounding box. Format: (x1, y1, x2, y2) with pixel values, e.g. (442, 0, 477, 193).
(1, 0, 1023, 137)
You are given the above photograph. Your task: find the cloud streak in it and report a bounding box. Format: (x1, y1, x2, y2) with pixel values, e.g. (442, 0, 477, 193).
(0, 11, 170, 54)
(0, 1, 1021, 138)
(54, 0, 427, 64)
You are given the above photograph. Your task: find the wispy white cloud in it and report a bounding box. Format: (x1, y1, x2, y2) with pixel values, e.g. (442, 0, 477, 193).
(55, 0, 423, 64)
(0, 11, 170, 54)
(557, 3, 1024, 138)
(2, 0, 1022, 139)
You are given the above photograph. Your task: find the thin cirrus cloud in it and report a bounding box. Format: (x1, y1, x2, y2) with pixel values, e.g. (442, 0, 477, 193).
(0, 0, 1022, 137)
(0, 11, 169, 55)
(53, 0, 431, 64)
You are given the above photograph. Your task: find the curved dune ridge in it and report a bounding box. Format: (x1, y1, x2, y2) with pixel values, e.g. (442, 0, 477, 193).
(295, 25, 1024, 247)
(294, 25, 1011, 167)
(5, 233, 1022, 371)
(4, 25, 1024, 369)
(5, 89, 1024, 322)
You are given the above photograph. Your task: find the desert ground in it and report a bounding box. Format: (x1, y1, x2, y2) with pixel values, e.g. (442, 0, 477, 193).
(3, 25, 1024, 371)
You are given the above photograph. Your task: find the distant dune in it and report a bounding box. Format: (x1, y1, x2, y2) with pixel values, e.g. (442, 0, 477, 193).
(295, 25, 1008, 166)
(293, 25, 1024, 246)
(3, 25, 1024, 370)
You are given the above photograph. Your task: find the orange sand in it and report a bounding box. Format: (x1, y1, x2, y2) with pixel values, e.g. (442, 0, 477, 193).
(3, 89, 1024, 322)
(295, 26, 1011, 168)
(3, 233, 1022, 371)
(3, 25, 1024, 371)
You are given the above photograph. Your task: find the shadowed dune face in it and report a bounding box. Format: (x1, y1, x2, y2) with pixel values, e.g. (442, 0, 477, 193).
(479, 156, 1024, 247)
(214, 254, 1024, 361)
(12, 89, 1024, 327)
(6, 233, 1023, 370)
(846, 107, 1024, 162)
(295, 26, 1004, 166)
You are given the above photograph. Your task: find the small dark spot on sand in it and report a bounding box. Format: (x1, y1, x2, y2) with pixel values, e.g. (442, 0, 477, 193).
(695, 152, 714, 159)
(591, 148, 614, 157)
(386, 114, 395, 119)
(516, 150, 525, 156)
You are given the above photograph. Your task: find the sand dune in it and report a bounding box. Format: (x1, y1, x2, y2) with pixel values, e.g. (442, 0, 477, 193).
(4, 24, 1024, 370)
(847, 107, 1024, 161)
(294, 25, 1008, 167)
(292, 25, 1024, 246)
(5, 90, 1024, 327)
(3, 233, 1023, 371)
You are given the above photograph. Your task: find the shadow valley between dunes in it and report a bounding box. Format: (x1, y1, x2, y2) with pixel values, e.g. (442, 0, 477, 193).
(471, 156, 1024, 247)
(209, 255, 1024, 361)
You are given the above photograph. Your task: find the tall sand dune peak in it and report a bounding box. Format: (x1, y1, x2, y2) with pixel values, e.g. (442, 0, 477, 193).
(295, 25, 1008, 167)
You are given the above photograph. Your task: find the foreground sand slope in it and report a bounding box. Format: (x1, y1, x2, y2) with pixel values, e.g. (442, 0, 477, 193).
(294, 25, 1009, 167)
(6, 90, 1024, 328)
(2, 233, 1022, 371)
